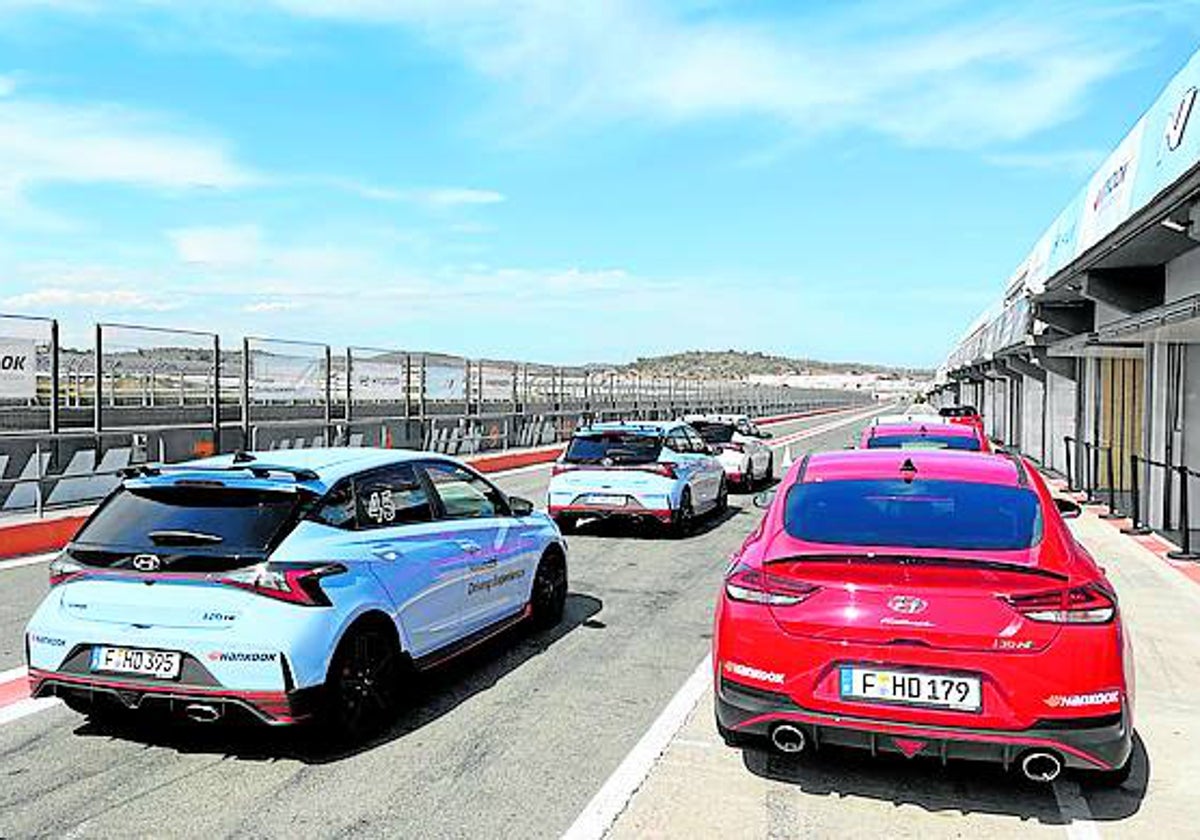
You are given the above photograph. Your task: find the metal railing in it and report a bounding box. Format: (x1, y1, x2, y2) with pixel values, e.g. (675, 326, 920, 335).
(1064, 435, 1200, 561)
(0, 312, 873, 518)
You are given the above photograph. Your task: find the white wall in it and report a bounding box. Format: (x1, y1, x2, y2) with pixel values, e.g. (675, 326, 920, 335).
(1022, 375, 1045, 461)
(1166, 245, 1200, 300)
(1046, 369, 1077, 476)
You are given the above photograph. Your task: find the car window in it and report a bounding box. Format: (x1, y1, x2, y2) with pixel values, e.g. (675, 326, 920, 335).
(690, 422, 735, 444)
(564, 431, 662, 465)
(665, 430, 690, 453)
(683, 428, 708, 452)
(422, 461, 507, 519)
(311, 480, 357, 529)
(353, 464, 434, 529)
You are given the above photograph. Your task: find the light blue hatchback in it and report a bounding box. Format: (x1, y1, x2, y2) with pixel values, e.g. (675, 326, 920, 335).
(25, 448, 567, 735)
(546, 420, 728, 534)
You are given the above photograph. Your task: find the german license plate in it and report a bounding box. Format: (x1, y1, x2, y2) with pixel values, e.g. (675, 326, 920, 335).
(91, 646, 182, 680)
(585, 494, 626, 506)
(840, 666, 981, 712)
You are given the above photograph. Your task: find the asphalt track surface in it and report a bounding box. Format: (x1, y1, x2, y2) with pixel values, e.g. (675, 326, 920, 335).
(0, 408, 882, 838)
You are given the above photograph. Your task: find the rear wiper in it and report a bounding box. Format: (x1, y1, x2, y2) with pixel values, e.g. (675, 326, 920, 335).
(147, 530, 225, 546)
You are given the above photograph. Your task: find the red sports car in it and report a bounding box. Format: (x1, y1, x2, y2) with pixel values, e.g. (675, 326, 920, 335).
(860, 421, 991, 453)
(713, 449, 1133, 785)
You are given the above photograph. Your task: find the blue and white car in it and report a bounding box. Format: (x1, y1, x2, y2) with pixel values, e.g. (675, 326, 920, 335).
(546, 420, 727, 534)
(26, 448, 567, 736)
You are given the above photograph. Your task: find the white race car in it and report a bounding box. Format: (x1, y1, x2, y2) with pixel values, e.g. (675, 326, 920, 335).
(685, 415, 774, 489)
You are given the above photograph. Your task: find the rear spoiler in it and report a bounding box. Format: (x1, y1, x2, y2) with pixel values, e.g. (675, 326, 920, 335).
(119, 463, 320, 483)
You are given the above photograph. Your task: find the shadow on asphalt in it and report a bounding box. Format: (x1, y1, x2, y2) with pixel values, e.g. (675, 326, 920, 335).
(740, 732, 1148, 825)
(568, 503, 744, 541)
(71, 592, 604, 764)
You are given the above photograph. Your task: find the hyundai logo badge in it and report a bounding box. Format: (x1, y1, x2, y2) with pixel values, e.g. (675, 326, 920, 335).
(132, 554, 162, 572)
(887, 595, 928, 614)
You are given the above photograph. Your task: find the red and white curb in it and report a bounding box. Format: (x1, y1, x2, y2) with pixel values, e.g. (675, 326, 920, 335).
(0, 666, 59, 725)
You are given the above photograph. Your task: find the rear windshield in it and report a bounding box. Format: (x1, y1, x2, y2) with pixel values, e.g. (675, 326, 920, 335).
(690, 422, 736, 444)
(867, 434, 980, 451)
(784, 479, 1042, 551)
(564, 432, 663, 465)
(938, 406, 978, 417)
(73, 485, 303, 558)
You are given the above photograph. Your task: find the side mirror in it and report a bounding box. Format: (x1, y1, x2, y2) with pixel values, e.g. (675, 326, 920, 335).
(510, 496, 535, 517)
(752, 489, 776, 509)
(759, 431, 774, 440)
(1054, 497, 1082, 520)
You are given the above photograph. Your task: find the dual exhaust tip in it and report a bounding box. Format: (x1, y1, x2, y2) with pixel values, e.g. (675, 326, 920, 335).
(768, 724, 1065, 784)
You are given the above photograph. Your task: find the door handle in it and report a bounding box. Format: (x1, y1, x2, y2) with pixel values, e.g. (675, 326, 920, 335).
(457, 540, 482, 554)
(471, 557, 498, 571)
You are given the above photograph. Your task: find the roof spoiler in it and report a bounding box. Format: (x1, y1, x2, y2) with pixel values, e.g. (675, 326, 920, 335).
(119, 463, 320, 483)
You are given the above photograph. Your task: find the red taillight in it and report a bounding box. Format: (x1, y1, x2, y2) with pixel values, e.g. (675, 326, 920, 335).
(552, 463, 577, 476)
(722, 442, 745, 453)
(724, 564, 819, 606)
(1005, 584, 1116, 624)
(48, 554, 86, 587)
(216, 563, 346, 607)
(643, 463, 677, 479)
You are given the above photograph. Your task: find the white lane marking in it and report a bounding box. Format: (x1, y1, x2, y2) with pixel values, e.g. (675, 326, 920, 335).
(561, 655, 711, 840)
(0, 696, 60, 725)
(1053, 779, 1103, 840)
(0, 551, 57, 572)
(0, 665, 28, 683)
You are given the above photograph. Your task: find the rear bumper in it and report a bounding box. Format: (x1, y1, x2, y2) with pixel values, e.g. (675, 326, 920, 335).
(715, 676, 1132, 771)
(548, 503, 673, 523)
(29, 667, 319, 725)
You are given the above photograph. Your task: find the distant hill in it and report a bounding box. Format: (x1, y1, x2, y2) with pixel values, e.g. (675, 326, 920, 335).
(617, 350, 930, 380)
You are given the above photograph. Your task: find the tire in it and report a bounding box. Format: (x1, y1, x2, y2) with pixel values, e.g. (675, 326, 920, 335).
(552, 514, 576, 535)
(715, 478, 729, 515)
(530, 549, 568, 629)
(763, 453, 774, 484)
(743, 460, 756, 490)
(671, 488, 695, 537)
(323, 621, 403, 739)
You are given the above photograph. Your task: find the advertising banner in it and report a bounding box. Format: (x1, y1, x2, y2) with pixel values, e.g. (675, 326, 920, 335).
(352, 358, 406, 402)
(252, 351, 325, 401)
(426, 359, 466, 400)
(1132, 50, 1200, 212)
(0, 338, 36, 399)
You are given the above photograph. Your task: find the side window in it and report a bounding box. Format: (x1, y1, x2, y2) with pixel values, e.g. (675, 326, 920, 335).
(311, 480, 357, 529)
(684, 428, 708, 453)
(422, 462, 507, 519)
(354, 464, 434, 529)
(665, 431, 689, 453)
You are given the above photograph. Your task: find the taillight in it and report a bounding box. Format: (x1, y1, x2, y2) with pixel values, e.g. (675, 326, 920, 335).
(723, 442, 745, 452)
(724, 564, 819, 606)
(48, 554, 86, 587)
(1005, 584, 1116, 624)
(216, 562, 346, 607)
(552, 463, 577, 476)
(643, 463, 677, 479)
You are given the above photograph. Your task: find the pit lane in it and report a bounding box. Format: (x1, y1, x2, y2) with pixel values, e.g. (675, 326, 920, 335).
(0, 409, 877, 837)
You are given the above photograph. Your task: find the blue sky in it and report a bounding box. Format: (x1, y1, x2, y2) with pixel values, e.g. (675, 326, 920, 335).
(1, 1, 1198, 367)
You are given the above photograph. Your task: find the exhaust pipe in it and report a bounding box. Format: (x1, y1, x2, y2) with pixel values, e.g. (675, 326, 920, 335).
(184, 703, 221, 723)
(770, 724, 806, 754)
(1020, 751, 1063, 783)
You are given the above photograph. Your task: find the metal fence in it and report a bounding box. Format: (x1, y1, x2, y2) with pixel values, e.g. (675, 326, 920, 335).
(0, 313, 874, 517)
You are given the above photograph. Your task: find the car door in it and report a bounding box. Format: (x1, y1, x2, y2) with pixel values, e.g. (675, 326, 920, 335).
(684, 426, 721, 505)
(663, 429, 699, 501)
(336, 464, 470, 658)
(420, 460, 535, 635)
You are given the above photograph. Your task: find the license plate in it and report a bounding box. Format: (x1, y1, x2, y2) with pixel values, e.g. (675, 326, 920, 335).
(840, 667, 981, 712)
(585, 494, 626, 506)
(91, 646, 182, 680)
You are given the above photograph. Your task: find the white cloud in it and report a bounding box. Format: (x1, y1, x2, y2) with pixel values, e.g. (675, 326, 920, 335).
(257, 0, 1147, 150)
(1, 286, 179, 311)
(0, 75, 14, 97)
(0, 90, 258, 226)
(169, 224, 262, 266)
(408, 187, 506, 208)
(242, 300, 305, 313)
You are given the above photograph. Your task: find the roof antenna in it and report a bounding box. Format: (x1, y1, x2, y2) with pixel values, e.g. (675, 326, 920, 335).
(232, 450, 256, 464)
(900, 457, 918, 483)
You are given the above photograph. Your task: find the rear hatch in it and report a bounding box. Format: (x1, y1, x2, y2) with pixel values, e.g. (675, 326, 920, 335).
(59, 481, 308, 628)
(769, 474, 1066, 653)
(554, 431, 672, 493)
(765, 557, 1065, 653)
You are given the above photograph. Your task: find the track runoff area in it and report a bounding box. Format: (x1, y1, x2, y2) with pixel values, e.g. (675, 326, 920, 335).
(1, 401, 1189, 839)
